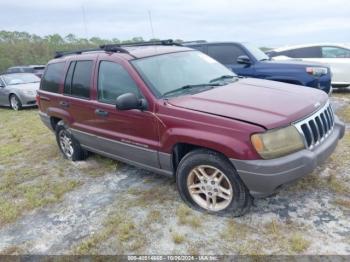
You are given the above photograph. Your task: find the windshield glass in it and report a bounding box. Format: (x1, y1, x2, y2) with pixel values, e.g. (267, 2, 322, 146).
(2, 73, 40, 86)
(132, 51, 237, 98)
(244, 43, 269, 61)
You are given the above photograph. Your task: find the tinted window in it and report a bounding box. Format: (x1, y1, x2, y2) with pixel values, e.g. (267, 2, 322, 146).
(64, 61, 76, 94)
(71, 61, 93, 99)
(207, 44, 246, 64)
(98, 61, 140, 103)
(322, 46, 350, 58)
(284, 47, 321, 58)
(41, 62, 65, 93)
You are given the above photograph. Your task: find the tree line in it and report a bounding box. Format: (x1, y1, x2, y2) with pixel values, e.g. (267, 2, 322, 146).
(0, 30, 170, 72)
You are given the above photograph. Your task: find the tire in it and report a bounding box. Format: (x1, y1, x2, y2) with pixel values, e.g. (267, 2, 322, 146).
(176, 149, 251, 217)
(55, 120, 88, 161)
(9, 94, 22, 111)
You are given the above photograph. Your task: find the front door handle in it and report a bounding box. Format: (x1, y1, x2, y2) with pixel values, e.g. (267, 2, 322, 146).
(95, 109, 109, 117)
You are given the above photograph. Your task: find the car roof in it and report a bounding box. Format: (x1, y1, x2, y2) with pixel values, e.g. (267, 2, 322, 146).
(49, 45, 193, 63)
(273, 43, 350, 52)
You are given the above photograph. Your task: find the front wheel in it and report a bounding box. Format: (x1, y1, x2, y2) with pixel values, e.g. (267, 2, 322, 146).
(176, 149, 251, 216)
(9, 94, 22, 111)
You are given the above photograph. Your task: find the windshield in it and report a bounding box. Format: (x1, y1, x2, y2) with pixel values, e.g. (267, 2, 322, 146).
(244, 43, 269, 61)
(132, 51, 237, 98)
(2, 73, 40, 86)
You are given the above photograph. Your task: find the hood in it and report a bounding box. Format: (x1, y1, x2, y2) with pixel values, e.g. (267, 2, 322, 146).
(11, 82, 40, 92)
(167, 78, 328, 129)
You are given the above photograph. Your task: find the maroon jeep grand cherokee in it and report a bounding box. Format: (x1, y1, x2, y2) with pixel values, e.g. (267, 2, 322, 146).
(37, 41, 345, 216)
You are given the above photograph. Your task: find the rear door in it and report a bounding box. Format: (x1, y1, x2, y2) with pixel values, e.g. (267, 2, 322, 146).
(60, 59, 98, 135)
(206, 44, 255, 76)
(71, 58, 160, 169)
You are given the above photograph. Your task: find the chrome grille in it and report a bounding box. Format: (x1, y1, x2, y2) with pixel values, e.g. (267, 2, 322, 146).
(294, 101, 334, 150)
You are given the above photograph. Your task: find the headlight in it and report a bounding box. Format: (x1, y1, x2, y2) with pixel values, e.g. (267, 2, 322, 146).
(306, 67, 328, 77)
(251, 126, 305, 159)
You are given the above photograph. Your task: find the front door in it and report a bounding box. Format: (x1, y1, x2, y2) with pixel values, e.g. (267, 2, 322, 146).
(82, 59, 160, 169)
(207, 44, 255, 77)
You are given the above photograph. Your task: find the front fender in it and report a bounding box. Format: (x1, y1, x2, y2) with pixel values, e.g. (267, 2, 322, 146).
(161, 127, 261, 160)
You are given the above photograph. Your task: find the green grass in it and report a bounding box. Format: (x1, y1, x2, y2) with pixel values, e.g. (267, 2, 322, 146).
(0, 108, 119, 226)
(289, 233, 310, 253)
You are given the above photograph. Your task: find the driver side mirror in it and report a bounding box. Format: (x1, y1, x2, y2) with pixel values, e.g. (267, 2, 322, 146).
(237, 55, 251, 65)
(116, 93, 148, 111)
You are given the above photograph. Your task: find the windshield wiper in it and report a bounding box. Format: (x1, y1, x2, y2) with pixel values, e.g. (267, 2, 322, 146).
(162, 83, 221, 98)
(209, 75, 237, 83)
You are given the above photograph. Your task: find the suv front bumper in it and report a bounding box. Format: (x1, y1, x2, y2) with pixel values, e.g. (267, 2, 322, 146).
(230, 116, 345, 198)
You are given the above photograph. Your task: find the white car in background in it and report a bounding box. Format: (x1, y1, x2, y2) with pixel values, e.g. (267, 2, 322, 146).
(267, 43, 350, 88)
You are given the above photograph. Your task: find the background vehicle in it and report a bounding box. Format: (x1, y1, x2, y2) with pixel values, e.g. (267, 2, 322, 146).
(185, 41, 332, 94)
(5, 65, 46, 78)
(267, 43, 350, 88)
(0, 73, 40, 110)
(37, 40, 344, 216)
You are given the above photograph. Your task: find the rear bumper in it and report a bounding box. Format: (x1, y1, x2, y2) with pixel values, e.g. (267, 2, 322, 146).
(231, 117, 345, 198)
(39, 112, 53, 131)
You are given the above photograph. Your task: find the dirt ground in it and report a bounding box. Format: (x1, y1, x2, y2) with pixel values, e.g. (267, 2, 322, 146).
(0, 90, 349, 255)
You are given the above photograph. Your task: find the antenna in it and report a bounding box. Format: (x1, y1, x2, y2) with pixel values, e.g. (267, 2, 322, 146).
(81, 4, 88, 38)
(148, 10, 155, 40)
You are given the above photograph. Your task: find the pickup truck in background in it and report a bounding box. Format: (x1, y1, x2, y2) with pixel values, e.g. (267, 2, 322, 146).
(184, 41, 332, 94)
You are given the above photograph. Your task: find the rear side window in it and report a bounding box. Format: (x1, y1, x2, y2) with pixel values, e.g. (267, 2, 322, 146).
(207, 44, 246, 65)
(98, 61, 140, 104)
(64, 60, 93, 99)
(41, 62, 65, 93)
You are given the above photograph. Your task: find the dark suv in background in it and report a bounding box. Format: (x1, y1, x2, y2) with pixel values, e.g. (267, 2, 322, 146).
(37, 40, 344, 216)
(185, 41, 332, 94)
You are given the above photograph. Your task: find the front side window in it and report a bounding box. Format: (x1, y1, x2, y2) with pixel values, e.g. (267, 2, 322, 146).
(207, 44, 246, 64)
(98, 61, 140, 104)
(132, 51, 237, 97)
(322, 46, 350, 58)
(41, 62, 65, 93)
(69, 61, 93, 99)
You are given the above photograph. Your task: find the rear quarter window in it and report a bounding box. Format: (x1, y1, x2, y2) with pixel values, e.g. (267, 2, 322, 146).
(41, 62, 65, 93)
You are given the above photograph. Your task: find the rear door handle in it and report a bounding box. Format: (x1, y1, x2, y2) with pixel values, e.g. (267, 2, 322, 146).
(95, 109, 109, 117)
(59, 101, 70, 108)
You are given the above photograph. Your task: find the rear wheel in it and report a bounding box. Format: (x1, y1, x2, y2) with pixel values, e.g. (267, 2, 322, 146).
(176, 149, 251, 216)
(55, 121, 87, 161)
(9, 94, 22, 111)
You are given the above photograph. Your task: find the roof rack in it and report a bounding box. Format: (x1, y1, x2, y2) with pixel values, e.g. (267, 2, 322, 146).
(54, 45, 129, 58)
(54, 39, 182, 58)
(120, 39, 182, 47)
(182, 40, 207, 45)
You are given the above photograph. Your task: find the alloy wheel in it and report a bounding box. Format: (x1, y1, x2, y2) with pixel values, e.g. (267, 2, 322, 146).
(58, 130, 74, 158)
(10, 96, 19, 110)
(187, 165, 233, 212)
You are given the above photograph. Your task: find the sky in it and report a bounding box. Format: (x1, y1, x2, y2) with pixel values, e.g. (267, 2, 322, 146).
(1, 0, 350, 48)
